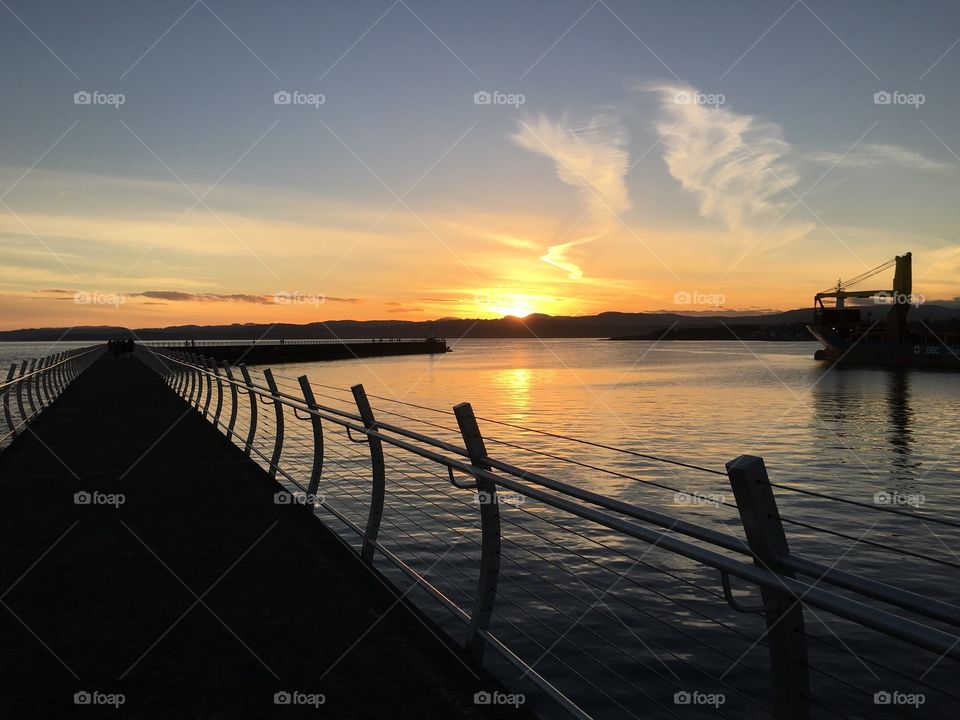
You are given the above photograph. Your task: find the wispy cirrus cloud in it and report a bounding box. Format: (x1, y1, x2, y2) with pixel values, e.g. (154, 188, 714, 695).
(30, 289, 361, 304)
(511, 113, 630, 280)
(808, 143, 953, 173)
(133, 291, 273, 303)
(133, 291, 360, 304)
(649, 83, 801, 230)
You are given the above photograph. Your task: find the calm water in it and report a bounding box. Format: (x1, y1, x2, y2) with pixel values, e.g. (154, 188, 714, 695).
(0, 342, 95, 370)
(256, 339, 959, 720)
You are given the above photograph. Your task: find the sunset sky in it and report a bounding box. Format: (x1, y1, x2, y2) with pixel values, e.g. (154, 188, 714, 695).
(2, 0, 960, 329)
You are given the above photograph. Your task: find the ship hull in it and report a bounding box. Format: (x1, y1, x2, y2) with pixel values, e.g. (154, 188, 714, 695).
(807, 326, 960, 369)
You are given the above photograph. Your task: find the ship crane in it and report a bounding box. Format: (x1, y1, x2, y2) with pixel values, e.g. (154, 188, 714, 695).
(812, 253, 912, 342)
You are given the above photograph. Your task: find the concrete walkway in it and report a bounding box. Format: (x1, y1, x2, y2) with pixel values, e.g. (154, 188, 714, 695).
(0, 354, 528, 719)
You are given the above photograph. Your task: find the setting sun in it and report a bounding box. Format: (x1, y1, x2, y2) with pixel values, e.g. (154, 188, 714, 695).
(471, 290, 545, 319)
(494, 304, 534, 318)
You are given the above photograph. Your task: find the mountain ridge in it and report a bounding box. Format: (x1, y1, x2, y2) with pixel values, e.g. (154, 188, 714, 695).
(4, 306, 960, 342)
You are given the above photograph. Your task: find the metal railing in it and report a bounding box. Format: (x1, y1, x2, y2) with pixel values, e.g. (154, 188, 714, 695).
(137, 337, 446, 348)
(0, 346, 102, 450)
(139, 347, 960, 719)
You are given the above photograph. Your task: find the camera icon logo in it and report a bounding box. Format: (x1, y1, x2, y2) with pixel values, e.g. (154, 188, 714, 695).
(873, 491, 891, 505)
(273, 491, 291, 505)
(874, 690, 892, 705)
(674, 691, 692, 705)
(673, 290, 692, 305)
(74, 491, 91, 505)
(874, 91, 892, 105)
(473, 91, 492, 105)
(274, 91, 292, 105)
(274, 690, 291, 705)
(473, 691, 492, 705)
(74, 691, 92, 705)
(673, 91, 692, 105)
(74, 91, 92, 105)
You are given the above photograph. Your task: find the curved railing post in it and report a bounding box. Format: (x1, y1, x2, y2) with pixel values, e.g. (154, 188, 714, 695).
(223, 361, 238, 443)
(352, 383, 385, 565)
(297, 376, 324, 505)
(263, 368, 284, 479)
(239, 365, 258, 457)
(53, 352, 65, 396)
(170, 353, 182, 394)
(45, 354, 57, 399)
(3, 364, 16, 436)
(454, 401, 501, 663)
(201, 356, 213, 419)
(185, 354, 197, 406)
(15, 361, 29, 423)
(42, 355, 56, 404)
(167, 352, 176, 391)
(33, 357, 47, 407)
(24, 359, 37, 415)
(178, 353, 189, 396)
(726, 455, 810, 720)
(212, 360, 224, 429)
(39, 357, 52, 407)
(193, 354, 205, 409)
(49, 354, 59, 396)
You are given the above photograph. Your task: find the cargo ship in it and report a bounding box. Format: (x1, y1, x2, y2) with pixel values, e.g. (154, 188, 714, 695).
(807, 252, 960, 369)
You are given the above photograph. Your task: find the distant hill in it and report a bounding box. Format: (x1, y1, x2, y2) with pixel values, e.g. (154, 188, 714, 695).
(4, 306, 960, 342)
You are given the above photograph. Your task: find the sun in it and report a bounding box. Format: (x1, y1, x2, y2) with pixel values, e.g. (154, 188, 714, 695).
(473, 289, 540, 318)
(493, 303, 534, 318)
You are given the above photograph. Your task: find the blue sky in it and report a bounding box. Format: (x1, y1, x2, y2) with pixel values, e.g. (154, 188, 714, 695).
(2, 0, 959, 326)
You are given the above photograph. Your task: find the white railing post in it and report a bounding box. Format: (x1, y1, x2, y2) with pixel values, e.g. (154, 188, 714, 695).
(201, 356, 213, 418)
(454, 401, 501, 663)
(189, 354, 202, 407)
(3, 364, 16, 435)
(211, 360, 224, 429)
(223, 361, 239, 443)
(24, 359, 37, 415)
(239, 364, 258, 457)
(54, 352, 66, 395)
(351, 384, 384, 565)
(297, 376, 324, 505)
(35, 357, 48, 407)
(263, 369, 284, 480)
(15, 361, 29, 424)
(726, 455, 810, 720)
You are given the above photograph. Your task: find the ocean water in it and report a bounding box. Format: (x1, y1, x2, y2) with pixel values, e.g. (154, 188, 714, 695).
(250, 339, 960, 720)
(0, 342, 96, 371)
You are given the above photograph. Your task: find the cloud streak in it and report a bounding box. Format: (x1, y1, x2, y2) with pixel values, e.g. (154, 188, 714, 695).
(511, 113, 630, 280)
(650, 83, 800, 230)
(808, 143, 953, 173)
(31, 289, 360, 304)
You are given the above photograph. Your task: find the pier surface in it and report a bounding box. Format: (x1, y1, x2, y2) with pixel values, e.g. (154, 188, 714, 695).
(0, 354, 520, 718)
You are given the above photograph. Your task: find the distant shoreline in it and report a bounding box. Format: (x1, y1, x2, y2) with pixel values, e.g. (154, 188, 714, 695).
(2, 305, 958, 343)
